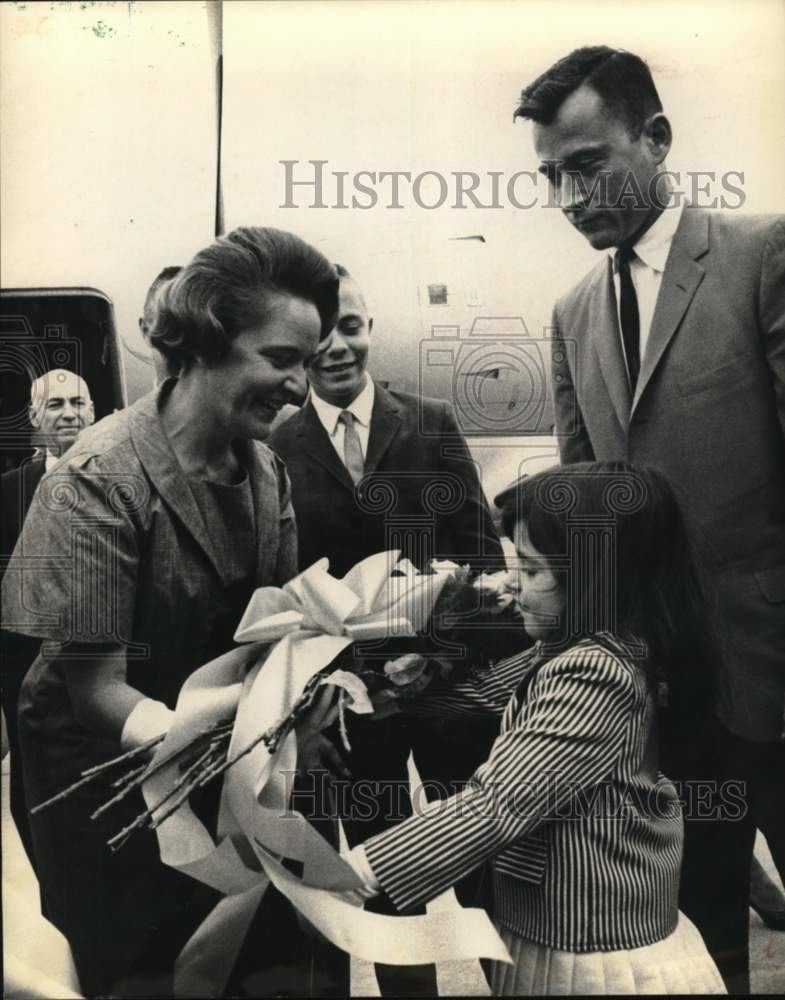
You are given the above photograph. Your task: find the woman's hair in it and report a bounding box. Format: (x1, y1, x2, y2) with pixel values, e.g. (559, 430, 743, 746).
(497, 461, 718, 716)
(149, 227, 338, 371)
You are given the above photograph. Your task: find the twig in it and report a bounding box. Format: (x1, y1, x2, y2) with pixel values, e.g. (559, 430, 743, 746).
(81, 733, 167, 777)
(148, 743, 227, 830)
(30, 734, 168, 816)
(110, 763, 150, 790)
(88, 764, 152, 820)
(124, 741, 228, 837)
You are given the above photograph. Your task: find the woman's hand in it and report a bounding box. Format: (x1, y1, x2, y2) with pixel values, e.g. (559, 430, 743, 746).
(295, 684, 350, 780)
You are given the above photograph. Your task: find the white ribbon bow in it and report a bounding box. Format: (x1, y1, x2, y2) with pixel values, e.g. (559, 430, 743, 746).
(141, 550, 509, 996)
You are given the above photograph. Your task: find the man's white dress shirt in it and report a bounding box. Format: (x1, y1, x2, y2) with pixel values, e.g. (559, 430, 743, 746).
(610, 195, 684, 379)
(310, 376, 375, 464)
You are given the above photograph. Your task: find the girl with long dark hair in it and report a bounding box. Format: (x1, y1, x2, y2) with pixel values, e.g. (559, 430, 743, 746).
(342, 461, 725, 994)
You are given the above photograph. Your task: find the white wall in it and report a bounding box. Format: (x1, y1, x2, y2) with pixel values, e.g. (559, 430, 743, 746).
(2, 0, 784, 415)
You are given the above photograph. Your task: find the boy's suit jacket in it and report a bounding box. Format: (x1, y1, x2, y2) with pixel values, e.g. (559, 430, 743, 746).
(270, 382, 504, 579)
(551, 208, 785, 741)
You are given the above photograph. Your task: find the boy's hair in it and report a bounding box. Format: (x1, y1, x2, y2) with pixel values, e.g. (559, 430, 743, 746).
(497, 461, 717, 716)
(514, 47, 663, 138)
(149, 227, 338, 371)
(141, 265, 182, 333)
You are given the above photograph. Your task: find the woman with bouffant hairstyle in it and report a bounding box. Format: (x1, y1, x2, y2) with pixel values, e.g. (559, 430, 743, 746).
(3, 226, 337, 997)
(149, 226, 338, 371)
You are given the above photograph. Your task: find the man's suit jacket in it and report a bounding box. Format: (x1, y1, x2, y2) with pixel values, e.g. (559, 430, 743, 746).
(1, 457, 46, 864)
(1, 457, 46, 560)
(270, 383, 504, 579)
(1, 457, 46, 694)
(551, 208, 785, 742)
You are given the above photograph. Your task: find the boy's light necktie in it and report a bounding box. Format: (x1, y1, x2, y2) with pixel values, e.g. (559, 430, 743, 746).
(338, 410, 364, 485)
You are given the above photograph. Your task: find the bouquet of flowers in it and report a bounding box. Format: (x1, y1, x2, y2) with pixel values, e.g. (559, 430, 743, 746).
(326, 562, 526, 709)
(32, 553, 525, 848)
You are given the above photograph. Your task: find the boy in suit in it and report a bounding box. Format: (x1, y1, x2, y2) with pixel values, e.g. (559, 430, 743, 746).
(271, 265, 503, 578)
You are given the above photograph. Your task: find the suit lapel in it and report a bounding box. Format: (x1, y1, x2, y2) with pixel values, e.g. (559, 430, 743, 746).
(632, 209, 708, 413)
(128, 387, 231, 584)
(297, 400, 356, 492)
(25, 458, 46, 496)
(364, 383, 402, 475)
(589, 259, 632, 433)
(243, 441, 279, 586)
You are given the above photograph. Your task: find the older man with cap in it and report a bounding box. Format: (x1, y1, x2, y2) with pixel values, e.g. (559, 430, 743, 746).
(1, 368, 95, 863)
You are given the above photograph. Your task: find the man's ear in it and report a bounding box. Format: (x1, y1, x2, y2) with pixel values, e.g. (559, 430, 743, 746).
(28, 404, 41, 430)
(644, 113, 672, 164)
(368, 317, 374, 335)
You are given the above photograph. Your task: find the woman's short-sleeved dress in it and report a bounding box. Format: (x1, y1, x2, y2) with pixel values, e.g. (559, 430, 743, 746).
(1, 383, 297, 996)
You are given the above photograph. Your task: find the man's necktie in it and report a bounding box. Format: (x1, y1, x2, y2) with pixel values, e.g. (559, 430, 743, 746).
(615, 244, 640, 392)
(338, 410, 364, 485)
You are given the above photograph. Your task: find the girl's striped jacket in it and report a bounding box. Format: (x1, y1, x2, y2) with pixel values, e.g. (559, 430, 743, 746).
(362, 635, 684, 952)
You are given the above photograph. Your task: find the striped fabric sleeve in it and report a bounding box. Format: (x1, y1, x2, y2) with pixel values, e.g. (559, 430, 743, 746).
(401, 647, 536, 720)
(363, 647, 638, 913)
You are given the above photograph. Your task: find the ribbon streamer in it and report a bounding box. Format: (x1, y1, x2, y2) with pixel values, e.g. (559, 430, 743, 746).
(141, 551, 510, 996)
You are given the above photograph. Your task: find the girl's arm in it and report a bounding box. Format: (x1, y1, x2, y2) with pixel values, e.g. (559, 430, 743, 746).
(359, 647, 638, 913)
(391, 647, 537, 720)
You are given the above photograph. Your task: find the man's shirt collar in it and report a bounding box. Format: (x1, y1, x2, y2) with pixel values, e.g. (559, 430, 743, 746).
(610, 191, 684, 273)
(310, 376, 375, 436)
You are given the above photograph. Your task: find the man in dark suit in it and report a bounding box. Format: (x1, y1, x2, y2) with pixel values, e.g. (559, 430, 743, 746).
(1, 368, 95, 863)
(513, 46, 785, 992)
(271, 266, 503, 579)
(270, 266, 504, 995)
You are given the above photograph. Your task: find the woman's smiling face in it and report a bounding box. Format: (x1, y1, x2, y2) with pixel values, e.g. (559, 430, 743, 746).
(201, 292, 321, 440)
(511, 520, 566, 641)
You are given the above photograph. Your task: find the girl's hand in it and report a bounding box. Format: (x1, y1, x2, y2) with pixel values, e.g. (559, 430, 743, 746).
(369, 686, 402, 719)
(383, 654, 431, 698)
(294, 685, 350, 780)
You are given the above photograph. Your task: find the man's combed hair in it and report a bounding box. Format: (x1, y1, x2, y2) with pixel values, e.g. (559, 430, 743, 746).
(150, 227, 338, 370)
(514, 46, 663, 137)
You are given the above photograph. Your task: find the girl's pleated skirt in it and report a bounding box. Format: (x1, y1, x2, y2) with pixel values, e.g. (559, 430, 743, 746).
(491, 912, 726, 995)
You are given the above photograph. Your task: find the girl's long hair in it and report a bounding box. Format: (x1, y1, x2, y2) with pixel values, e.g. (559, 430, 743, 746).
(498, 461, 719, 719)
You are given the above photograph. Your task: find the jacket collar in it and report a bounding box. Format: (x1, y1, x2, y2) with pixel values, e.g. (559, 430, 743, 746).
(128, 381, 266, 586)
(590, 208, 709, 424)
(309, 377, 375, 436)
(295, 380, 403, 491)
(632, 207, 708, 412)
